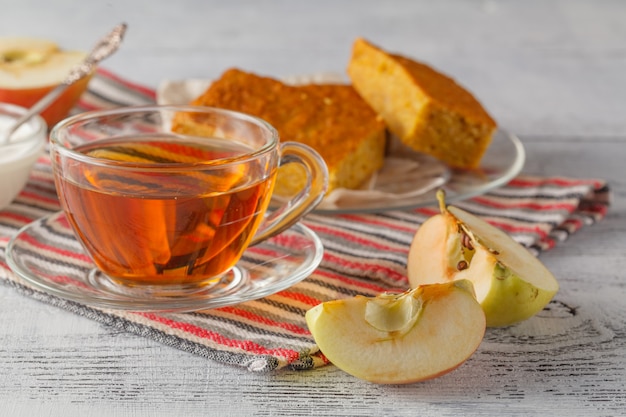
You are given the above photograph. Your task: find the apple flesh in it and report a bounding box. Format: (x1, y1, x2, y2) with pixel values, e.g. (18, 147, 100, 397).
(305, 280, 486, 384)
(407, 191, 559, 327)
(0, 38, 91, 127)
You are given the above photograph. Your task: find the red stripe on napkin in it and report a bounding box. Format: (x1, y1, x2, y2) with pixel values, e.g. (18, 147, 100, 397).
(218, 306, 312, 335)
(17, 190, 60, 206)
(136, 312, 302, 360)
(306, 224, 402, 252)
(96, 68, 158, 99)
(18, 233, 92, 263)
(0, 212, 36, 224)
(313, 269, 393, 294)
(508, 176, 605, 189)
(338, 214, 418, 233)
(276, 290, 321, 307)
(471, 195, 579, 211)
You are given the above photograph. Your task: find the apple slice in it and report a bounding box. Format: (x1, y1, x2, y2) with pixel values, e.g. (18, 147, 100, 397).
(407, 191, 559, 327)
(0, 38, 91, 127)
(305, 280, 486, 384)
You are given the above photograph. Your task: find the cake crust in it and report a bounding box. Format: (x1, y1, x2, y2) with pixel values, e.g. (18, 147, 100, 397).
(348, 38, 496, 169)
(173, 68, 387, 193)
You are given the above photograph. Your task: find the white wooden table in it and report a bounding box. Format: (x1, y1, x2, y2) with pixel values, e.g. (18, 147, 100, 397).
(1, 1, 625, 416)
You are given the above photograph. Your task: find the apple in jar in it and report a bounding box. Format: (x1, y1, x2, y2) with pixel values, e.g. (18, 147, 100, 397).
(0, 38, 92, 128)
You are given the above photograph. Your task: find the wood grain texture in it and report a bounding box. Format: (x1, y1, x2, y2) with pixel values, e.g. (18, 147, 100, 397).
(0, 1, 625, 416)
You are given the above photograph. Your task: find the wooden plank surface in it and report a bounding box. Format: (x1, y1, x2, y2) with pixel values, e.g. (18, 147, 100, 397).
(0, 1, 625, 416)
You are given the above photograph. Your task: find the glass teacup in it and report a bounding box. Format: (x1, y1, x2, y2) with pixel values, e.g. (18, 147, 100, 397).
(49, 105, 328, 294)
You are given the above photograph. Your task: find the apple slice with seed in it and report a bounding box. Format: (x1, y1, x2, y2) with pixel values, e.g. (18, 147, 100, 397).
(407, 191, 559, 327)
(305, 280, 485, 384)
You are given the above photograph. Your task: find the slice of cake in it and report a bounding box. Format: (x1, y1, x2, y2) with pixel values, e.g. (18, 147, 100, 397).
(172, 68, 387, 195)
(347, 38, 496, 169)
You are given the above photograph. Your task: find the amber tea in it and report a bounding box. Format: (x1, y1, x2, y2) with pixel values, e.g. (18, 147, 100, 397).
(50, 106, 328, 295)
(55, 135, 276, 287)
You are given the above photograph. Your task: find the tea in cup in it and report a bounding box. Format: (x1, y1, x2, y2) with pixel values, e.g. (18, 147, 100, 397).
(49, 106, 328, 293)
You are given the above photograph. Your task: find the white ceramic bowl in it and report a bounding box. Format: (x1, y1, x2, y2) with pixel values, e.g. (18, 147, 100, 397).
(0, 103, 47, 210)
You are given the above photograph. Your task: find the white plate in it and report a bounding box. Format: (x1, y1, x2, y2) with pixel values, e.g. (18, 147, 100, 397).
(315, 128, 525, 213)
(6, 211, 323, 313)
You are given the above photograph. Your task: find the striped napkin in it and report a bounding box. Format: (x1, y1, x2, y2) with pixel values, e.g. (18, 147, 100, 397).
(0, 69, 611, 372)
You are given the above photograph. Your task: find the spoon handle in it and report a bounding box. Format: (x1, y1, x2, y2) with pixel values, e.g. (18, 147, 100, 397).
(1, 23, 127, 144)
(5, 84, 67, 139)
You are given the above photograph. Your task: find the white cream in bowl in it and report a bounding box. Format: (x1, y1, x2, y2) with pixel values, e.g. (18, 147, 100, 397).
(0, 103, 46, 210)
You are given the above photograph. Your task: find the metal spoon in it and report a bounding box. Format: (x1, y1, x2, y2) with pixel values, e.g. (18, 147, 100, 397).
(0, 23, 127, 145)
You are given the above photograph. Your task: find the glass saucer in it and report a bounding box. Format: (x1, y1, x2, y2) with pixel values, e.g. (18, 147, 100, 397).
(6, 211, 324, 313)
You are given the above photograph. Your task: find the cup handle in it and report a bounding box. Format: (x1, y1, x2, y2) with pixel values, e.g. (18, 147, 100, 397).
(249, 142, 328, 246)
